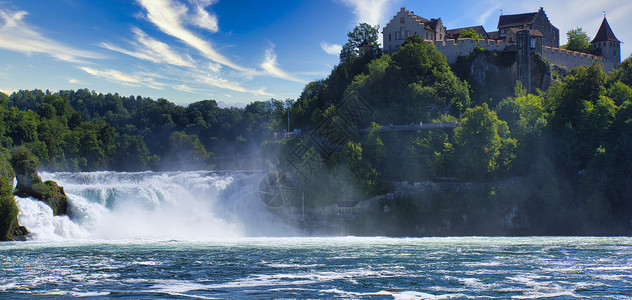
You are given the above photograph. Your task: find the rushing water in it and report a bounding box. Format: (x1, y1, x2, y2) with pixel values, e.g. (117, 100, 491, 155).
(2, 172, 632, 298)
(1, 237, 632, 298)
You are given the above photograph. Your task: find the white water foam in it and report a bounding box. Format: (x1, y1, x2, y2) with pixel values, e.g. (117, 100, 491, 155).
(15, 197, 86, 240)
(16, 171, 293, 241)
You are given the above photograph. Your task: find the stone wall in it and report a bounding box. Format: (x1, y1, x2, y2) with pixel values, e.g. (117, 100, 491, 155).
(426, 39, 616, 72)
(541, 46, 616, 72)
(428, 38, 507, 64)
(531, 8, 559, 47)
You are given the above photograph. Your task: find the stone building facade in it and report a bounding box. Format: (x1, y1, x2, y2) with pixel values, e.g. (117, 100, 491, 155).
(493, 7, 559, 48)
(382, 7, 621, 72)
(591, 17, 621, 66)
(382, 7, 446, 53)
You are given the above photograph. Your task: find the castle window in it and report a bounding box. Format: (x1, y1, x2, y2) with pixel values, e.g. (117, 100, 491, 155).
(389, 34, 392, 41)
(395, 32, 400, 40)
(400, 17, 405, 23)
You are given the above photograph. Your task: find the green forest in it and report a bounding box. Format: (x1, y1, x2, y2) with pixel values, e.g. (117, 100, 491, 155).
(2, 24, 632, 239)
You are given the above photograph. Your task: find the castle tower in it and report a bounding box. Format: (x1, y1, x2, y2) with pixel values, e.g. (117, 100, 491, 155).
(591, 16, 621, 67)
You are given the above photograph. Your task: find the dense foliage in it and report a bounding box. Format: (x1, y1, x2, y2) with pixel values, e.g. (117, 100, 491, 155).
(275, 28, 632, 234)
(340, 23, 381, 62)
(2, 22, 632, 236)
(561, 27, 591, 54)
(458, 28, 484, 41)
(0, 152, 19, 240)
(0, 89, 291, 171)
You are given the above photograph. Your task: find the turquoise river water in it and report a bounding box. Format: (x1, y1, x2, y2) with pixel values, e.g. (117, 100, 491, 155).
(1, 172, 631, 298)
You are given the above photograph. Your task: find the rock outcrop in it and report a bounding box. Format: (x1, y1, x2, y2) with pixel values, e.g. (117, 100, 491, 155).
(10, 147, 68, 216)
(0, 151, 27, 241)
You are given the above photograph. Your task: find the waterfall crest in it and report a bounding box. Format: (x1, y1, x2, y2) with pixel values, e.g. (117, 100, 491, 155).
(15, 171, 295, 241)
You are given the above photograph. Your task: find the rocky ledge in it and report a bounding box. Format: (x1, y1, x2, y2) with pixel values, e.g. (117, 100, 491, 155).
(10, 147, 68, 216)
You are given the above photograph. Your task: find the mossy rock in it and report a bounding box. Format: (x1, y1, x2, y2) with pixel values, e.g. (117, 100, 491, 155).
(10, 146, 41, 192)
(10, 147, 68, 216)
(13, 180, 69, 216)
(31, 181, 68, 216)
(0, 152, 28, 241)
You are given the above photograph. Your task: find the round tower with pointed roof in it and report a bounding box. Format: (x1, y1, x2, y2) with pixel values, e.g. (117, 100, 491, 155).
(591, 16, 621, 66)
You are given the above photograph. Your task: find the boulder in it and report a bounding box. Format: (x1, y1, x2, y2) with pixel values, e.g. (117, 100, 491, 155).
(10, 147, 68, 216)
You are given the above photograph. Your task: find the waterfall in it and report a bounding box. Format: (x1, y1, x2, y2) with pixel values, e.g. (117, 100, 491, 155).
(15, 171, 297, 241)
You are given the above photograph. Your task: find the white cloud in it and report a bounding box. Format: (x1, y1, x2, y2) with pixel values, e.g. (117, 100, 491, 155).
(157, 65, 273, 96)
(137, 0, 250, 72)
(0, 9, 102, 63)
(192, 5, 219, 32)
(336, 0, 398, 26)
(173, 84, 195, 92)
(80, 66, 165, 89)
(68, 78, 81, 84)
(207, 62, 222, 73)
(260, 48, 304, 83)
(101, 27, 195, 68)
(476, 3, 502, 26)
(320, 42, 342, 56)
(192, 70, 272, 96)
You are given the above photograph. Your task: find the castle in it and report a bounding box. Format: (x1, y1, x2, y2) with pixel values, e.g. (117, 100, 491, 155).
(382, 7, 622, 73)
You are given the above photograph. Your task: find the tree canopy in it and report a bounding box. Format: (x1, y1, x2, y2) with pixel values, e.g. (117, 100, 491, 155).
(458, 28, 483, 41)
(340, 23, 381, 62)
(562, 27, 591, 54)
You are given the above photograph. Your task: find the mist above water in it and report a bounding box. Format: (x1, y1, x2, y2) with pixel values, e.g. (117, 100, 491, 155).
(15, 171, 297, 241)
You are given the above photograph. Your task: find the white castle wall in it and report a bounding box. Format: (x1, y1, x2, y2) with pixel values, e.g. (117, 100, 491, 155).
(541, 46, 616, 72)
(428, 38, 506, 64)
(426, 39, 617, 72)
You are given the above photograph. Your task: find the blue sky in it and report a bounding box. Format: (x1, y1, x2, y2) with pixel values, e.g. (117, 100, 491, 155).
(0, 0, 630, 107)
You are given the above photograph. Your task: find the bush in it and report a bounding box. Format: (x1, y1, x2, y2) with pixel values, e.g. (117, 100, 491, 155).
(0, 151, 23, 241)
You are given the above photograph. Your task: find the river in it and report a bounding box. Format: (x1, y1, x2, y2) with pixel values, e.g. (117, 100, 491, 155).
(1, 171, 631, 298)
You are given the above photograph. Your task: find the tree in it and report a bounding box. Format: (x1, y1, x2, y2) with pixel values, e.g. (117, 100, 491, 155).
(607, 81, 632, 106)
(453, 103, 516, 180)
(458, 28, 483, 41)
(0, 152, 18, 241)
(365, 122, 386, 168)
(611, 55, 632, 87)
(340, 23, 381, 62)
(165, 131, 209, 162)
(113, 134, 153, 171)
(562, 27, 591, 54)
